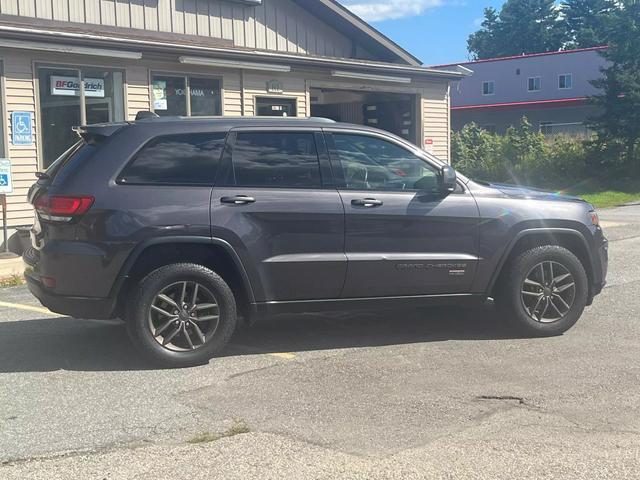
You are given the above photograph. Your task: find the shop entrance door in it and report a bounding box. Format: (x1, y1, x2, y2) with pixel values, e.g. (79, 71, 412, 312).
(255, 97, 297, 117)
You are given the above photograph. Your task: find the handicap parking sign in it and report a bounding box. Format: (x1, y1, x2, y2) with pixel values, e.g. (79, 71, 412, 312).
(0, 159, 12, 193)
(12, 111, 33, 146)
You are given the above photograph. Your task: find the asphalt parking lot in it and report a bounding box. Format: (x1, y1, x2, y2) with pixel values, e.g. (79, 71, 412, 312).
(1, 205, 639, 479)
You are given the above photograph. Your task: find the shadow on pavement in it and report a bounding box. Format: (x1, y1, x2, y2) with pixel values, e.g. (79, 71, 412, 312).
(0, 306, 524, 373)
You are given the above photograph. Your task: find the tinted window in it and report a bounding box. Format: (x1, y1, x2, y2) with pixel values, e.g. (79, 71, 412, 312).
(120, 133, 225, 185)
(229, 132, 321, 188)
(330, 134, 438, 192)
(45, 141, 99, 183)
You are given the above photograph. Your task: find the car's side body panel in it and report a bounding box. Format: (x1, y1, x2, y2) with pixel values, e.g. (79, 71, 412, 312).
(210, 187, 346, 301)
(337, 189, 480, 297)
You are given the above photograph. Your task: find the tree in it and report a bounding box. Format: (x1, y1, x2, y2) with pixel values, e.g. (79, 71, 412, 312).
(466, 8, 501, 60)
(561, 0, 617, 48)
(588, 0, 640, 164)
(467, 0, 565, 59)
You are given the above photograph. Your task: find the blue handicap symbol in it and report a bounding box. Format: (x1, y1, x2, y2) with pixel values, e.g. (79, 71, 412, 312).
(0, 174, 8, 186)
(15, 116, 29, 134)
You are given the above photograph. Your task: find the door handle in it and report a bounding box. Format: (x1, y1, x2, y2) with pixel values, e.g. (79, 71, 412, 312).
(220, 195, 256, 205)
(351, 198, 383, 207)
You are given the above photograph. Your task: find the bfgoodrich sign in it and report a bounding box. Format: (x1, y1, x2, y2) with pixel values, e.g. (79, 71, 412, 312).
(50, 76, 105, 98)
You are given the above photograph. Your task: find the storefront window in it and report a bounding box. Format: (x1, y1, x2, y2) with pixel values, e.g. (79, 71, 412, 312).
(83, 68, 125, 125)
(38, 66, 124, 168)
(190, 77, 222, 116)
(152, 74, 221, 117)
(152, 75, 187, 116)
(39, 68, 82, 169)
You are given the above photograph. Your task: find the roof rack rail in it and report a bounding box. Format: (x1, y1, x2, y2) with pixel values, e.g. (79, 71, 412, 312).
(307, 117, 336, 123)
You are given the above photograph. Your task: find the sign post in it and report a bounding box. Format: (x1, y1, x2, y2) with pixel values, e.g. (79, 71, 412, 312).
(0, 159, 14, 256)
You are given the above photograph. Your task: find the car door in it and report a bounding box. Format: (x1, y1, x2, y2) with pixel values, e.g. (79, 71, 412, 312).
(210, 128, 346, 302)
(324, 130, 479, 298)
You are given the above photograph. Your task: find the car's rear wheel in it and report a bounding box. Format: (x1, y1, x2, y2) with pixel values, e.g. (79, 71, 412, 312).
(495, 245, 588, 336)
(126, 263, 237, 367)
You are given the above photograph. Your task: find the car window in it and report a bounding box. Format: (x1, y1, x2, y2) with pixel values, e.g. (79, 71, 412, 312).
(44, 141, 98, 183)
(119, 132, 226, 185)
(228, 132, 321, 188)
(330, 133, 439, 192)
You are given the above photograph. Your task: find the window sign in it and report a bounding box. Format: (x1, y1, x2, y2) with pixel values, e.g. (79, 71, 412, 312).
(424, 138, 434, 154)
(0, 159, 13, 193)
(266, 80, 283, 94)
(11, 111, 33, 146)
(152, 80, 168, 111)
(50, 76, 105, 98)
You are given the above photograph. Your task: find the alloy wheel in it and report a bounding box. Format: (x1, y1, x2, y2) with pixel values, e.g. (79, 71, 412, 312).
(520, 261, 576, 323)
(148, 281, 220, 351)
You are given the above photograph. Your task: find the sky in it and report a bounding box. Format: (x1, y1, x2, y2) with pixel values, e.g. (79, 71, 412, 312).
(338, 0, 505, 66)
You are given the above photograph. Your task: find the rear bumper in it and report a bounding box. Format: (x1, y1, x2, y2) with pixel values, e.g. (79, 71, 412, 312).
(23, 249, 117, 319)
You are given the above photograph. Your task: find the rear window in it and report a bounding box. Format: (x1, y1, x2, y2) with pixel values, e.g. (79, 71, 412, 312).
(119, 132, 226, 186)
(226, 132, 321, 188)
(44, 141, 98, 182)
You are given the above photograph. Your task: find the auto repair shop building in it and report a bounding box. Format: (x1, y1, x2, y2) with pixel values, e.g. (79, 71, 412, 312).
(0, 0, 465, 244)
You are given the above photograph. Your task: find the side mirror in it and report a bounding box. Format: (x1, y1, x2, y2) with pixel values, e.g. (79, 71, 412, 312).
(440, 165, 457, 194)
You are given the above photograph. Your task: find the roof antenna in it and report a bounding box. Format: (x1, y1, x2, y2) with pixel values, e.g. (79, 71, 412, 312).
(135, 111, 159, 120)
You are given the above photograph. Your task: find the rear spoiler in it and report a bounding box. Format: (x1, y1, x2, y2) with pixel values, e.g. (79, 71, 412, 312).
(72, 124, 126, 144)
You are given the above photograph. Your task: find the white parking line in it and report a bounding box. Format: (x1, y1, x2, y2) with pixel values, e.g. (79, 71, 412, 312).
(232, 343, 297, 360)
(0, 300, 62, 316)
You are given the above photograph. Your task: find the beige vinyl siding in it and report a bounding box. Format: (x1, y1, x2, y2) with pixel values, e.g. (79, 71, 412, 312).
(223, 73, 243, 116)
(1, 51, 37, 226)
(126, 66, 150, 120)
(420, 82, 450, 161)
(0, 0, 354, 59)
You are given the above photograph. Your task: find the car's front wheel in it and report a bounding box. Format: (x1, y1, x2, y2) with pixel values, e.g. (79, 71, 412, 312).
(126, 263, 237, 367)
(495, 245, 588, 336)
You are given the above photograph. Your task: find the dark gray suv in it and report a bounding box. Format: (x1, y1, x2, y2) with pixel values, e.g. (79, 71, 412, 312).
(24, 116, 608, 367)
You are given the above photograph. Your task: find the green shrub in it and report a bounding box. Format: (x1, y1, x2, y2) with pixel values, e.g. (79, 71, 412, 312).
(452, 118, 593, 189)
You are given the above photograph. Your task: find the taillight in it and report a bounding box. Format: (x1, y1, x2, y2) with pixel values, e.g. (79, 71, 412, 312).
(34, 194, 94, 222)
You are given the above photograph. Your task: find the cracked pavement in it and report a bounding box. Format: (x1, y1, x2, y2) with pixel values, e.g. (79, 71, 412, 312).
(1, 205, 639, 479)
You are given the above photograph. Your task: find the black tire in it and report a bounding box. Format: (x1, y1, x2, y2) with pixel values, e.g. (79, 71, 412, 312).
(126, 263, 237, 367)
(495, 245, 588, 337)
